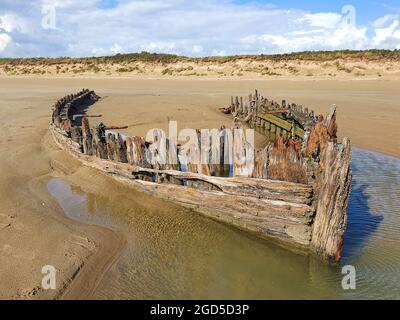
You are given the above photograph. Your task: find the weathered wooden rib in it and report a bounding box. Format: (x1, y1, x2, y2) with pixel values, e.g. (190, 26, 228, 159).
(50, 89, 352, 262)
(51, 125, 313, 247)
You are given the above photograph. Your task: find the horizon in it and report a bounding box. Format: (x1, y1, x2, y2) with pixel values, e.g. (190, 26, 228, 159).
(1, 1, 400, 58)
(1, 48, 400, 60)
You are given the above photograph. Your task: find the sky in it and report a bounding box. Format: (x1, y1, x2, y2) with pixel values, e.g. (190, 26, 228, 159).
(0, 0, 400, 58)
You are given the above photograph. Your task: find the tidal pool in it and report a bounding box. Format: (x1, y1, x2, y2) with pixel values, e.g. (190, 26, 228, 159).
(47, 148, 400, 299)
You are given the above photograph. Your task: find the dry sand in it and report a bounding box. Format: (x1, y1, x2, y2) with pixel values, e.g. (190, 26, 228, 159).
(83, 77, 400, 157)
(0, 75, 399, 299)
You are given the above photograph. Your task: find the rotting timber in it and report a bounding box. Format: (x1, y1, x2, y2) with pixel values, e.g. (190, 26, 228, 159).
(50, 89, 352, 262)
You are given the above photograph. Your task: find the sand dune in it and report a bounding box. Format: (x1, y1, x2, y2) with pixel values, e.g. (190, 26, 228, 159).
(2, 52, 400, 79)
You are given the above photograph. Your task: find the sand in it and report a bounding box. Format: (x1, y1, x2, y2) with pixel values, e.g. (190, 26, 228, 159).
(0, 75, 398, 299)
(0, 80, 126, 300)
(2, 56, 400, 79)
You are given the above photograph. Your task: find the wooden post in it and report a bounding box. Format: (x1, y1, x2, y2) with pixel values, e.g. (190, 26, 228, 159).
(265, 121, 271, 131)
(311, 138, 352, 262)
(81, 116, 92, 155)
(270, 123, 276, 140)
(199, 129, 211, 176)
(106, 133, 115, 160)
(276, 126, 281, 137)
(117, 134, 128, 163)
(70, 126, 82, 145)
(126, 137, 134, 164)
(233, 128, 246, 177)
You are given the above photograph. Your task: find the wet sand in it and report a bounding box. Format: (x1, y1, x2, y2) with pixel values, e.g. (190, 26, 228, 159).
(0, 80, 126, 299)
(0, 76, 399, 299)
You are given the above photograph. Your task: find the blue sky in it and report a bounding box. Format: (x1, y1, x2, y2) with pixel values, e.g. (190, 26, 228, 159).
(96, 0, 119, 9)
(236, 0, 399, 21)
(0, 0, 400, 57)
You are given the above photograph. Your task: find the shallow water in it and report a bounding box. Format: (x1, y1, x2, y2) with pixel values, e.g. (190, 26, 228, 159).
(47, 148, 400, 299)
(340, 148, 400, 299)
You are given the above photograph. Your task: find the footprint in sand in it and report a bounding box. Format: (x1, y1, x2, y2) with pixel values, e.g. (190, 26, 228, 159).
(13, 286, 42, 299)
(0, 213, 14, 231)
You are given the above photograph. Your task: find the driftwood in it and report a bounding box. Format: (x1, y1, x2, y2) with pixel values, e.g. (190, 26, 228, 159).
(50, 89, 352, 262)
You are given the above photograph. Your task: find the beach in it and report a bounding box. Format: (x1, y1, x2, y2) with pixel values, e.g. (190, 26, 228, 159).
(0, 75, 399, 299)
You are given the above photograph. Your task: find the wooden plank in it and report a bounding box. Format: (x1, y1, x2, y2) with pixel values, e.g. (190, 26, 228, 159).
(295, 126, 305, 138)
(258, 113, 292, 131)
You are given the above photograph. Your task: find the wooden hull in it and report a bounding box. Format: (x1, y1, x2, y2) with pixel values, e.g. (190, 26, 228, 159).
(51, 125, 314, 249)
(49, 89, 351, 262)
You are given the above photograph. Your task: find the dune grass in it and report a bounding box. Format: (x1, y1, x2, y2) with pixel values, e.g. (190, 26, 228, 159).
(1, 49, 399, 66)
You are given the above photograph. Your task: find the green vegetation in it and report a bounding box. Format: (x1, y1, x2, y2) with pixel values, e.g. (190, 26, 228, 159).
(161, 68, 173, 75)
(1, 49, 399, 65)
(116, 67, 130, 72)
(0, 51, 184, 66)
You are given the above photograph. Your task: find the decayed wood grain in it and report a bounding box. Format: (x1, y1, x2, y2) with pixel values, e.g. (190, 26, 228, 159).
(51, 126, 314, 247)
(50, 89, 352, 262)
(311, 138, 352, 262)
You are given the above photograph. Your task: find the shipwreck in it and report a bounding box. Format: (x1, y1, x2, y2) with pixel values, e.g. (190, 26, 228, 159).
(50, 89, 352, 262)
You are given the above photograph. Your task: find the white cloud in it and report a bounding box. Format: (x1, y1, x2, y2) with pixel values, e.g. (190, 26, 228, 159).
(299, 13, 342, 29)
(242, 26, 368, 53)
(110, 43, 123, 54)
(0, 1, 399, 57)
(0, 14, 28, 33)
(0, 33, 12, 52)
(141, 41, 176, 53)
(373, 14, 399, 28)
(373, 19, 400, 48)
(241, 13, 369, 53)
(91, 47, 107, 56)
(192, 45, 203, 54)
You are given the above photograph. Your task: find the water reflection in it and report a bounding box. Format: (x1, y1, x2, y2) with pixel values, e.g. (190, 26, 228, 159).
(47, 147, 400, 299)
(342, 182, 383, 259)
(47, 176, 340, 299)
